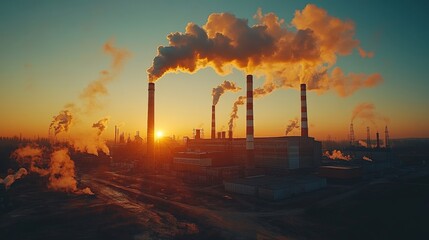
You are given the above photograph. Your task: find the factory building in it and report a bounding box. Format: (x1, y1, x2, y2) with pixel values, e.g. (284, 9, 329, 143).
(185, 136, 321, 171)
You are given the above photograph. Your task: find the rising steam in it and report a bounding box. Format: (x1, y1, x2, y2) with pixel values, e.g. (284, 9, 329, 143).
(323, 150, 351, 161)
(49, 110, 73, 136)
(12, 145, 94, 195)
(285, 118, 299, 136)
(351, 102, 389, 126)
(80, 40, 130, 112)
(147, 4, 382, 97)
(362, 156, 373, 162)
(228, 96, 246, 131)
(212, 80, 241, 105)
(92, 117, 109, 136)
(0, 168, 28, 190)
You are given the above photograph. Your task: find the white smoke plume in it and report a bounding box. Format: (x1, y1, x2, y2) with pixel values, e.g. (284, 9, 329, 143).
(0, 168, 28, 190)
(49, 110, 73, 136)
(11, 145, 94, 195)
(351, 102, 389, 126)
(80, 40, 130, 112)
(285, 118, 299, 136)
(362, 156, 373, 162)
(358, 140, 368, 148)
(323, 150, 351, 161)
(147, 5, 382, 98)
(228, 96, 246, 131)
(212, 80, 241, 105)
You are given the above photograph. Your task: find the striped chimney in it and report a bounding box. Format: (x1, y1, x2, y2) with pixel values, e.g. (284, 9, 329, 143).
(246, 75, 255, 169)
(211, 105, 216, 139)
(300, 84, 308, 137)
(147, 82, 155, 168)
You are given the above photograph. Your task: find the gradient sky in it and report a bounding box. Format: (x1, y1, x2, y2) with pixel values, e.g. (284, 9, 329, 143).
(1, 0, 428, 141)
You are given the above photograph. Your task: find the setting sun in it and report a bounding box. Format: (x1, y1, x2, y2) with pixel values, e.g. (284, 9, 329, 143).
(156, 130, 164, 139)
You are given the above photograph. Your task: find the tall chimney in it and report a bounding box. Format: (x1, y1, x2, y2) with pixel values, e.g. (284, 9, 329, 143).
(228, 130, 233, 140)
(300, 84, 308, 137)
(376, 132, 380, 148)
(385, 126, 390, 148)
(211, 105, 216, 139)
(114, 125, 117, 144)
(366, 126, 371, 148)
(246, 75, 255, 169)
(195, 129, 201, 139)
(147, 82, 155, 169)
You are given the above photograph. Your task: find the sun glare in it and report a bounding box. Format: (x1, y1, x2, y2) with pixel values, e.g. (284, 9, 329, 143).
(156, 130, 164, 139)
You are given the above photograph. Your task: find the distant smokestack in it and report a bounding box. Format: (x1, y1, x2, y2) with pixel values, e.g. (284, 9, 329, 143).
(300, 84, 308, 137)
(147, 82, 155, 168)
(350, 122, 355, 146)
(376, 132, 380, 148)
(217, 132, 221, 139)
(221, 131, 226, 139)
(114, 125, 117, 143)
(228, 130, 233, 140)
(385, 126, 390, 148)
(246, 75, 255, 169)
(195, 129, 201, 139)
(211, 105, 216, 139)
(366, 126, 371, 148)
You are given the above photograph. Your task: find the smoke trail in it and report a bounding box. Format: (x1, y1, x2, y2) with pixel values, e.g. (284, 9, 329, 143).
(92, 117, 109, 136)
(285, 118, 299, 136)
(228, 96, 246, 131)
(80, 40, 130, 112)
(49, 110, 73, 136)
(351, 102, 389, 126)
(0, 168, 28, 190)
(358, 140, 367, 147)
(212, 80, 241, 105)
(363, 156, 373, 162)
(11, 145, 94, 195)
(323, 150, 351, 161)
(147, 5, 382, 97)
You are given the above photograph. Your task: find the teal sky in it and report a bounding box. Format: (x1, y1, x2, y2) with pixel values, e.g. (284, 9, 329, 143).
(1, 0, 428, 140)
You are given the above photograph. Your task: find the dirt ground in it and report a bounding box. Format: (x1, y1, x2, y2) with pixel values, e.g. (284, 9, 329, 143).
(1, 167, 429, 239)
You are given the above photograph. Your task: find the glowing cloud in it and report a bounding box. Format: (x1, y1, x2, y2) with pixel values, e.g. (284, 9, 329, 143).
(147, 4, 382, 98)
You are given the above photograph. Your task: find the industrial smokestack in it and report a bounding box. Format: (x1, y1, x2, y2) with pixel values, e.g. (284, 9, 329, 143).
(376, 132, 380, 148)
(147, 82, 155, 169)
(246, 75, 255, 169)
(211, 105, 216, 139)
(366, 126, 371, 149)
(217, 132, 221, 139)
(228, 130, 233, 140)
(300, 84, 308, 137)
(195, 129, 201, 139)
(114, 125, 117, 144)
(385, 126, 390, 148)
(221, 131, 226, 139)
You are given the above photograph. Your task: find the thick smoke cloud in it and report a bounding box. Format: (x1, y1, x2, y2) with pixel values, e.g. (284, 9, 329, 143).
(212, 80, 241, 105)
(147, 4, 382, 98)
(80, 40, 130, 112)
(0, 168, 28, 190)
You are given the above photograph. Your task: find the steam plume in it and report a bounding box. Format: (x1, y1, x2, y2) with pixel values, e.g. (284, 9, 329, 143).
(323, 150, 351, 161)
(351, 102, 389, 126)
(363, 156, 373, 162)
(285, 118, 299, 136)
(212, 80, 241, 105)
(92, 117, 109, 136)
(12, 145, 94, 195)
(49, 110, 73, 136)
(228, 96, 246, 131)
(80, 40, 130, 112)
(147, 4, 382, 97)
(0, 168, 28, 190)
